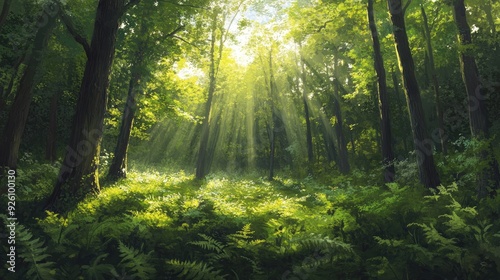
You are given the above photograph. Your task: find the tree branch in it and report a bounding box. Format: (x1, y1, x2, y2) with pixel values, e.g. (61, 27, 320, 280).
(58, 6, 90, 57)
(403, 0, 413, 15)
(165, 24, 185, 38)
(316, 19, 334, 33)
(172, 35, 202, 50)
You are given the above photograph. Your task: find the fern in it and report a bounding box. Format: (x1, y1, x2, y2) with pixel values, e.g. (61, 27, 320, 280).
(81, 253, 118, 280)
(118, 241, 156, 279)
(190, 233, 226, 254)
(298, 234, 353, 255)
(17, 224, 56, 280)
(167, 259, 227, 280)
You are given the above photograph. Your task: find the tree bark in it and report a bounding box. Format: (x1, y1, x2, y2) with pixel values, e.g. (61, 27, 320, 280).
(452, 0, 500, 197)
(46, 0, 130, 209)
(0, 0, 12, 29)
(387, 0, 441, 188)
(196, 12, 218, 179)
(107, 74, 139, 179)
(421, 5, 447, 154)
(368, 0, 395, 182)
(0, 8, 57, 169)
(45, 91, 60, 162)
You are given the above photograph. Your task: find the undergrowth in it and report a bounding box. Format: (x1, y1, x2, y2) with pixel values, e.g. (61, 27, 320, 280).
(1, 160, 500, 279)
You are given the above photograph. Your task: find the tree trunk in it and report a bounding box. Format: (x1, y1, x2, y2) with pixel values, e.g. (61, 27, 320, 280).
(452, 0, 500, 197)
(391, 67, 409, 153)
(267, 50, 278, 180)
(332, 51, 350, 174)
(107, 74, 139, 179)
(387, 0, 441, 188)
(196, 12, 218, 179)
(45, 91, 60, 162)
(46, 0, 128, 210)
(300, 57, 314, 166)
(482, 0, 496, 36)
(421, 5, 447, 154)
(368, 0, 395, 182)
(0, 0, 12, 29)
(0, 9, 57, 169)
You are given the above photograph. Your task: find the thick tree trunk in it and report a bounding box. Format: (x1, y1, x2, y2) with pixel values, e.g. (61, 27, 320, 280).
(387, 0, 441, 188)
(300, 57, 314, 166)
(421, 5, 447, 154)
(46, 0, 128, 209)
(0, 9, 57, 169)
(332, 52, 350, 174)
(452, 0, 500, 197)
(196, 13, 218, 179)
(368, 0, 395, 182)
(45, 92, 60, 162)
(107, 74, 139, 179)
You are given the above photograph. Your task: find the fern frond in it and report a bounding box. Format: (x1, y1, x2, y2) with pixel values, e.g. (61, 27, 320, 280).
(190, 233, 226, 253)
(82, 253, 118, 280)
(118, 241, 156, 279)
(167, 259, 227, 280)
(298, 234, 353, 255)
(17, 224, 56, 280)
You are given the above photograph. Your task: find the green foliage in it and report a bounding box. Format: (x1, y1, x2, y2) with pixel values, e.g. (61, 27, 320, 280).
(167, 259, 227, 280)
(17, 223, 56, 280)
(81, 254, 118, 280)
(117, 241, 156, 279)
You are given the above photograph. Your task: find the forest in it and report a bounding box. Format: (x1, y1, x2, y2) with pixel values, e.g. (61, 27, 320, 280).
(0, 0, 500, 279)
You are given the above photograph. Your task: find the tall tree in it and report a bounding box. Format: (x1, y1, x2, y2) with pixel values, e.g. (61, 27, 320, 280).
(332, 48, 350, 174)
(196, 1, 246, 179)
(107, 5, 184, 180)
(45, 0, 141, 209)
(368, 0, 395, 182)
(387, 0, 441, 188)
(421, 4, 447, 154)
(452, 0, 500, 197)
(299, 54, 314, 168)
(0, 2, 58, 170)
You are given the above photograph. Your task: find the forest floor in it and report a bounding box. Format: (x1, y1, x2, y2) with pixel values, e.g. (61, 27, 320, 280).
(2, 165, 500, 279)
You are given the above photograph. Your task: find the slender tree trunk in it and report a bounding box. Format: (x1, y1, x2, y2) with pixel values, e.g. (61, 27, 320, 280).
(421, 5, 447, 154)
(391, 67, 408, 153)
(320, 120, 338, 164)
(368, 0, 395, 182)
(0, 9, 57, 169)
(107, 74, 139, 179)
(45, 91, 60, 162)
(0, 0, 12, 29)
(46, 0, 129, 209)
(482, 0, 496, 36)
(387, 0, 441, 188)
(300, 57, 314, 166)
(268, 50, 278, 180)
(332, 51, 350, 174)
(452, 0, 500, 197)
(196, 13, 218, 179)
